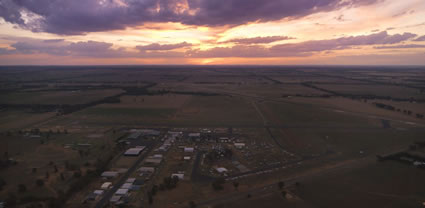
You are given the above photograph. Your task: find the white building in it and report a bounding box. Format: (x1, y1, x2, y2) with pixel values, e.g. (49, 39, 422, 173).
(234, 143, 245, 149)
(216, 167, 228, 174)
(101, 182, 112, 189)
(184, 147, 195, 153)
(124, 146, 145, 156)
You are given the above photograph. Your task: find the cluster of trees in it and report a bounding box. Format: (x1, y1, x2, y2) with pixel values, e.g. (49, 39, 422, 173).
(148, 176, 180, 205)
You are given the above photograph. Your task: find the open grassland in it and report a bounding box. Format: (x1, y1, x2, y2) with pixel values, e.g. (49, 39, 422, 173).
(0, 110, 55, 130)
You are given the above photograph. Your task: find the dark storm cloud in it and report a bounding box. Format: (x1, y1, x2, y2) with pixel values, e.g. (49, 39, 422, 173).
(221, 36, 293, 44)
(136, 42, 192, 51)
(0, 0, 380, 35)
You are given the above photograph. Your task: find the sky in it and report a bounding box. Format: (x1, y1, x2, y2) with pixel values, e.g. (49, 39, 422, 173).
(0, 0, 424, 65)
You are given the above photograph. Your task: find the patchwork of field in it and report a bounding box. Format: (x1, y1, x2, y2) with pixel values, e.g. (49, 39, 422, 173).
(1, 66, 425, 208)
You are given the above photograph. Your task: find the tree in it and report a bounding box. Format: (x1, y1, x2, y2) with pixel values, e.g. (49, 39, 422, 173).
(212, 178, 225, 191)
(0, 177, 6, 191)
(148, 192, 153, 205)
(18, 184, 27, 192)
(45, 171, 50, 179)
(233, 181, 239, 190)
(60, 173, 65, 181)
(151, 185, 158, 196)
(282, 191, 287, 198)
(189, 201, 197, 208)
(278, 181, 285, 190)
(247, 194, 252, 198)
(36, 179, 44, 186)
(32, 167, 37, 173)
(5, 193, 17, 207)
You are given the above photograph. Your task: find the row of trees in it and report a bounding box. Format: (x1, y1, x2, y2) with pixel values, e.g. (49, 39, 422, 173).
(374, 102, 424, 119)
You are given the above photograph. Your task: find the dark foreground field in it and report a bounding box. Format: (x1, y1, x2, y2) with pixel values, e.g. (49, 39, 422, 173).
(0, 65, 425, 208)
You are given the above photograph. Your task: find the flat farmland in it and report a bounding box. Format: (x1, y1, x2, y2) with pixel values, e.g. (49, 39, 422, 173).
(269, 127, 424, 158)
(315, 83, 425, 99)
(41, 95, 262, 128)
(258, 101, 376, 127)
(293, 161, 425, 208)
(0, 89, 124, 105)
(0, 110, 55, 130)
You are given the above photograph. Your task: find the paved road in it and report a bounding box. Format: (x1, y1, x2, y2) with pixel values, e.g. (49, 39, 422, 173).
(94, 142, 156, 208)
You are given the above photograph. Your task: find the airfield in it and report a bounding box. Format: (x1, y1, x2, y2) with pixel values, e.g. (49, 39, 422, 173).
(0, 65, 424, 208)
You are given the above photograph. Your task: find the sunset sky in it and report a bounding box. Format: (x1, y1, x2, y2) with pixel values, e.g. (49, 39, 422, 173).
(0, 0, 424, 65)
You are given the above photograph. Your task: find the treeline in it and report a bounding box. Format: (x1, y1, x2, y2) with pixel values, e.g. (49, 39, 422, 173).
(374, 102, 424, 119)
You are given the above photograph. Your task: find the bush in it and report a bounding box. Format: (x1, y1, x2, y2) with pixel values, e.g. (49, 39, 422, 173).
(18, 184, 27, 192)
(36, 179, 44, 186)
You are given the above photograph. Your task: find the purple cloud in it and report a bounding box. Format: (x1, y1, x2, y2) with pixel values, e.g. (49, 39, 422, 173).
(190, 31, 417, 57)
(136, 42, 192, 51)
(413, 35, 425, 42)
(221, 36, 293, 44)
(374, 44, 425, 49)
(0, 0, 379, 35)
